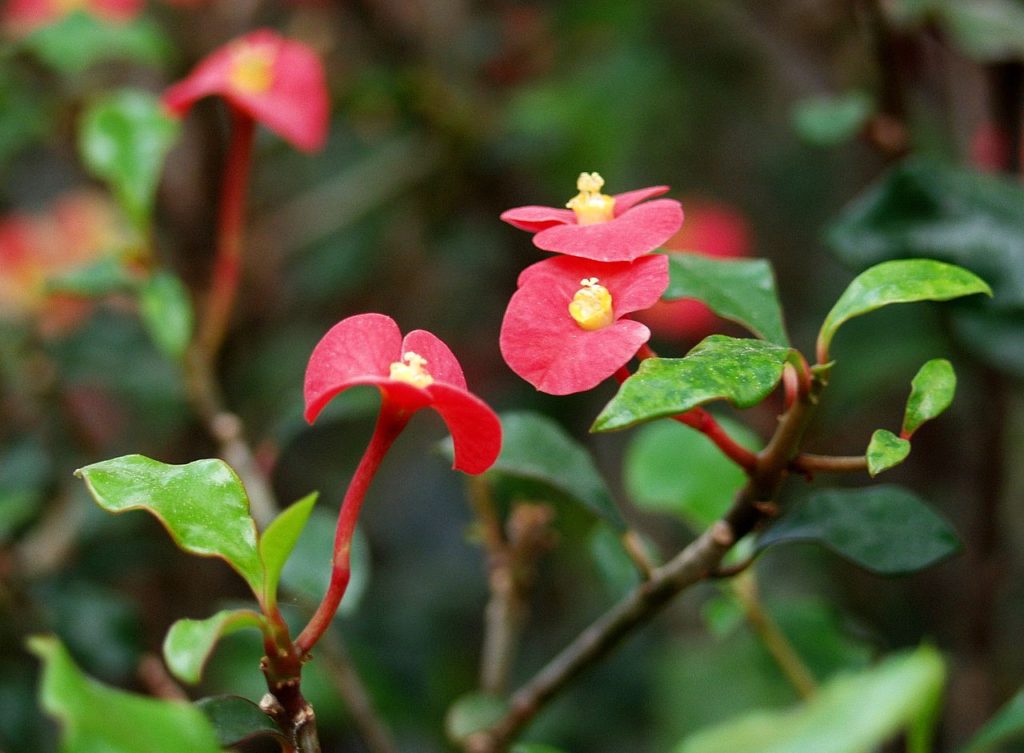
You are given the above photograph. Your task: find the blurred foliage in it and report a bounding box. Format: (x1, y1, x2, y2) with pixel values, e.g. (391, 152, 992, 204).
(2, 1, 1024, 752)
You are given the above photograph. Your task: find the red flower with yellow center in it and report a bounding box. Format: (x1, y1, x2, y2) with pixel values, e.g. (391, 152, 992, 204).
(500, 172, 684, 262)
(163, 29, 329, 152)
(304, 313, 502, 475)
(500, 254, 669, 395)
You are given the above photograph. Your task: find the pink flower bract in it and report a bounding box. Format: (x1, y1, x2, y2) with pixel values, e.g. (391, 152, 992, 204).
(500, 254, 669, 395)
(5, 0, 140, 33)
(163, 29, 329, 152)
(500, 185, 683, 262)
(304, 313, 502, 474)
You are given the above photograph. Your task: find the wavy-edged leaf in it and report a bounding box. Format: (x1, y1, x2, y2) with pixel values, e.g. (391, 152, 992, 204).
(594, 336, 790, 432)
(625, 416, 761, 530)
(163, 609, 265, 685)
(79, 89, 181, 229)
(477, 411, 624, 528)
(903, 359, 956, 437)
(664, 255, 789, 345)
(195, 696, 286, 750)
(757, 485, 961, 575)
(138, 271, 194, 360)
(866, 430, 911, 477)
(260, 492, 318, 609)
(818, 260, 991, 361)
(674, 646, 945, 753)
(76, 455, 264, 596)
(28, 635, 222, 753)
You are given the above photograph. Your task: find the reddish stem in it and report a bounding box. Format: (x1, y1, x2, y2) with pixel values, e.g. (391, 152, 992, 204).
(296, 407, 409, 655)
(198, 107, 256, 360)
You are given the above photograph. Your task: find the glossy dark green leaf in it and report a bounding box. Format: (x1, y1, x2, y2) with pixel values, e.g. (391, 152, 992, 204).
(195, 696, 286, 750)
(664, 255, 789, 345)
(792, 91, 874, 148)
(903, 359, 956, 437)
(625, 416, 761, 530)
(674, 646, 945, 753)
(958, 686, 1024, 753)
(866, 430, 911, 477)
(76, 455, 264, 596)
(22, 12, 173, 74)
(260, 492, 318, 609)
(46, 257, 137, 297)
(827, 160, 1018, 308)
(446, 692, 509, 744)
(79, 90, 181, 229)
(757, 485, 961, 575)
(163, 609, 265, 685)
(817, 259, 991, 360)
(594, 337, 790, 432)
(28, 635, 223, 753)
(138, 271, 194, 360)
(477, 411, 624, 529)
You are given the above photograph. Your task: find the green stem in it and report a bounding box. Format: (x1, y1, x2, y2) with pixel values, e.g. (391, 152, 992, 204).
(295, 407, 409, 655)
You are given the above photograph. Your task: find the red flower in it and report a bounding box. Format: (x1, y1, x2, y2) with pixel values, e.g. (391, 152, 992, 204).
(500, 254, 669, 395)
(4, 0, 140, 33)
(500, 172, 683, 262)
(304, 313, 502, 474)
(163, 29, 329, 152)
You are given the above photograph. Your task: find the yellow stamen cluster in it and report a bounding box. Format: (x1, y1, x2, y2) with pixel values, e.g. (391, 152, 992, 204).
(566, 172, 616, 225)
(229, 43, 277, 95)
(389, 351, 434, 388)
(569, 277, 614, 331)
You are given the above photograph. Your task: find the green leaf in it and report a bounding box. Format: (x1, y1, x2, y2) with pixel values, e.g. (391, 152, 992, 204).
(594, 336, 790, 432)
(195, 696, 286, 750)
(512, 745, 571, 753)
(46, 257, 137, 297)
(903, 359, 956, 437)
(79, 89, 181, 230)
(28, 635, 223, 753)
(624, 416, 761, 530)
(817, 259, 991, 360)
(866, 430, 911, 477)
(938, 0, 1024, 62)
(260, 492, 318, 609)
(163, 610, 265, 685)
(674, 646, 945, 753)
(22, 12, 173, 74)
(792, 91, 874, 148)
(446, 692, 509, 744)
(757, 485, 961, 575)
(478, 411, 624, 529)
(138, 271, 194, 360)
(664, 254, 789, 345)
(76, 455, 264, 596)
(958, 686, 1024, 753)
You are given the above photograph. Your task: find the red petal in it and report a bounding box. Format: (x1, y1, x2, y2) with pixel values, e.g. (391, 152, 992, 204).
(401, 329, 468, 389)
(516, 254, 668, 314)
(427, 384, 502, 474)
(500, 205, 575, 232)
(613, 185, 669, 214)
(304, 313, 401, 422)
(532, 199, 683, 261)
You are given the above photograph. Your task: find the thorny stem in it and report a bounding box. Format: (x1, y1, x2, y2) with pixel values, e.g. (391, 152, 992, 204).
(296, 407, 409, 655)
(197, 107, 256, 361)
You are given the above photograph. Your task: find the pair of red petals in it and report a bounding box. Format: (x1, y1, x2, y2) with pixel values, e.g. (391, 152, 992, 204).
(163, 28, 329, 153)
(500, 185, 683, 262)
(304, 314, 502, 475)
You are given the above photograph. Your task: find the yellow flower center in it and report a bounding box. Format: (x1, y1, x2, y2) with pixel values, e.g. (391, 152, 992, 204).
(566, 172, 615, 225)
(568, 277, 614, 331)
(228, 43, 277, 95)
(389, 351, 434, 388)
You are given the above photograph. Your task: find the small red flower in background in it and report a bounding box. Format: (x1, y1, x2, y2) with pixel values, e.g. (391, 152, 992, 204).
(634, 200, 752, 340)
(304, 314, 502, 474)
(500, 254, 668, 395)
(500, 172, 684, 262)
(163, 29, 329, 152)
(4, 0, 140, 33)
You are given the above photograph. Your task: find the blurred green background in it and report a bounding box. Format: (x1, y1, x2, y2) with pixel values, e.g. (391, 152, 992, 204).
(2, 1, 1024, 751)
